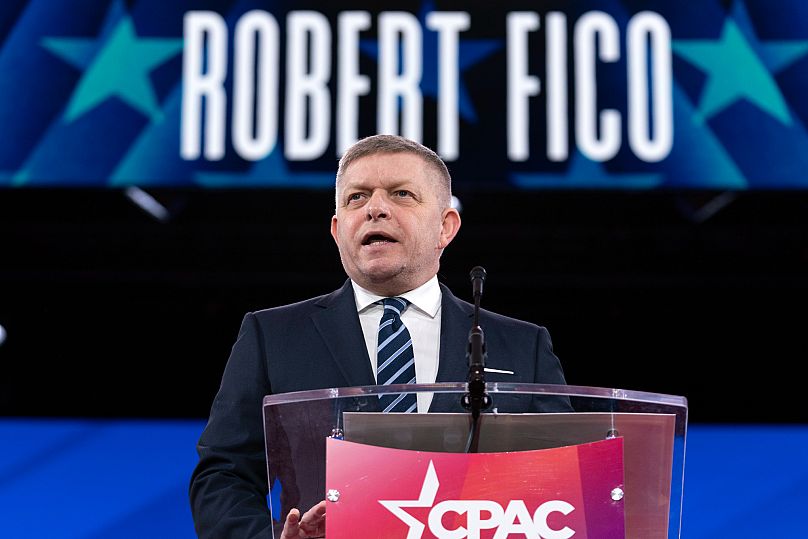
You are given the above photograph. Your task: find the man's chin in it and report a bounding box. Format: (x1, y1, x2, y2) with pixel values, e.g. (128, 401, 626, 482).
(353, 264, 411, 293)
(364, 268, 404, 285)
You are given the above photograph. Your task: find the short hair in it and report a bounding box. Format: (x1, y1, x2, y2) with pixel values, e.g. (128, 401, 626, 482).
(336, 134, 452, 204)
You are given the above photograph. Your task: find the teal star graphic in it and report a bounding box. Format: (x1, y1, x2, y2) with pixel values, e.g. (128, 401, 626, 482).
(192, 147, 334, 188)
(511, 152, 663, 189)
(672, 1, 808, 125)
(41, 8, 182, 123)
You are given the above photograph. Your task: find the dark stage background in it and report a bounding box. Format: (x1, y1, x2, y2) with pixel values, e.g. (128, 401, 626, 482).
(2, 187, 806, 423)
(3, 3, 808, 536)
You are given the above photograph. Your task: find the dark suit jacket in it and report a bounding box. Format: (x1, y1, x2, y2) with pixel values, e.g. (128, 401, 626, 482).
(189, 279, 569, 538)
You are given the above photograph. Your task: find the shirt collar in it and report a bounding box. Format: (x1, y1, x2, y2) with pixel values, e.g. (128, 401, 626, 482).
(352, 276, 441, 318)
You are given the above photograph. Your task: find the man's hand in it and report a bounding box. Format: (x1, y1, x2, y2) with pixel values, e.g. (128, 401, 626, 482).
(280, 500, 326, 539)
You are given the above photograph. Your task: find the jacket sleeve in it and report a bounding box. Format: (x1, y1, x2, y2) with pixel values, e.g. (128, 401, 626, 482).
(532, 325, 574, 412)
(189, 312, 274, 538)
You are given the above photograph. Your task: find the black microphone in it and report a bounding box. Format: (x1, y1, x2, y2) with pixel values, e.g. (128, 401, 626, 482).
(462, 266, 492, 448)
(468, 265, 487, 372)
(470, 266, 486, 326)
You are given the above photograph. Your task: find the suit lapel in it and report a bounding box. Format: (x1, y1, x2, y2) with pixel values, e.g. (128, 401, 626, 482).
(429, 284, 473, 412)
(435, 284, 474, 384)
(311, 280, 376, 388)
(311, 281, 474, 409)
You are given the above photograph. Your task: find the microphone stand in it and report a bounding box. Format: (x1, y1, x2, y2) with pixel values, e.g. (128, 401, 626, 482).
(461, 266, 492, 453)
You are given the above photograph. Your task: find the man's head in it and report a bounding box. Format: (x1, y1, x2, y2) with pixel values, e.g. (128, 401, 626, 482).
(331, 135, 461, 296)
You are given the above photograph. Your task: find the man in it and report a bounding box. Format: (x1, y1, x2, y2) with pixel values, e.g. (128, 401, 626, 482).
(190, 135, 569, 538)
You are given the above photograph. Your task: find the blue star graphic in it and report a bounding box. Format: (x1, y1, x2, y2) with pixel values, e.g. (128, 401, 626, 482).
(672, 0, 808, 125)
(511, 152, 663, 189)
(0, 167, 30, 187)
(41, 0, 183, 123)
(193, 147, 334, 188)
(360, 1, 501, 123)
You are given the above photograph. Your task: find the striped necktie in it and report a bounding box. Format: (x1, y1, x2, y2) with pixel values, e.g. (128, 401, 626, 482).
(377, 297, 417, 413)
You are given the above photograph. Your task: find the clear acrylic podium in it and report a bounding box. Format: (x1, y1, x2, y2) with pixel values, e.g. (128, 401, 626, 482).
(263, 382, 687, 539)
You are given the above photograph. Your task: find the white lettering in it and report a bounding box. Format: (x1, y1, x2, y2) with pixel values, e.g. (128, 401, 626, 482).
(425, 12, 470, 160)
(232, 10, 279, 160)
(378, 12, 423, 141)
(575, 10, 621, 161)
(494, 500, 540, 539)
(336, 11, 371, 156)
(285, 11, 331, 160)
(506, 11, 540, 161)
(429, 500, 503, 539)
(546, 12, 568, 162)
(627, 11, 673, 162)
(423, 499, 576, 539)
(533, 500, 575, 539)
(181, 11, 227, 160)
(180, 9, 675, 166)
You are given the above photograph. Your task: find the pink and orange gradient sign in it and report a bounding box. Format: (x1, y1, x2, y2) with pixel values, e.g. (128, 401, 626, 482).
(325, 437, 625, 538)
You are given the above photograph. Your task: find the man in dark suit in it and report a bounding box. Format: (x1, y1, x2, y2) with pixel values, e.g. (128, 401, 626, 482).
(189, 135, 569, 538)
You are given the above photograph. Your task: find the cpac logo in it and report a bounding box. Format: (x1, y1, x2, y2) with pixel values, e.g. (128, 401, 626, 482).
(379, 461, 576, 539)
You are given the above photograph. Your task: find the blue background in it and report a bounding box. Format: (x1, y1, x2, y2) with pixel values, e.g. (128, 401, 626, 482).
(1, 0, 808, 189)
(2, 420, 806, 537)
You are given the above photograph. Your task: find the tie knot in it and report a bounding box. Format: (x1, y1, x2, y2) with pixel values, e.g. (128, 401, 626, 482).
(382, 297, 410, 315)
(381, 297, 409, 317)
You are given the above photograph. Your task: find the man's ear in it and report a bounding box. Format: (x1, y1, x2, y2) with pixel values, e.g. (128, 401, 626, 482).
(330, 215, 339, 244)
(438, 208, 461, 249)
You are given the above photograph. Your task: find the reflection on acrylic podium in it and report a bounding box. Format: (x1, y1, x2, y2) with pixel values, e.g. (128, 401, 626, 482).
(263, 383, 687, 539)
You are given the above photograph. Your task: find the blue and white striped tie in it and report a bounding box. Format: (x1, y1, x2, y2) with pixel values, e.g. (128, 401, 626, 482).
(377, 297, 417, 413)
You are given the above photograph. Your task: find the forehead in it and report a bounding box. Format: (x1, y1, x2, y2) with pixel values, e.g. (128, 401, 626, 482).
(339, 151, 433, 186)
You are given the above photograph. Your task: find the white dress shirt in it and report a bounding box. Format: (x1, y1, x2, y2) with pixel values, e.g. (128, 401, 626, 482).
(352, 276, 442, 412)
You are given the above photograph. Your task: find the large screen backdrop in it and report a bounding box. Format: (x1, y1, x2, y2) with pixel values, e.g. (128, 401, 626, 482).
(2, 0, 807, 189)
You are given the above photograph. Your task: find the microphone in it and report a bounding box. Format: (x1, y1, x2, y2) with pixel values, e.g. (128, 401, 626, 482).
(470, 266, 486, 324)
(467, 266, 487, 383)
(468, 265, 488, 375)
(462, 266, 492, 452)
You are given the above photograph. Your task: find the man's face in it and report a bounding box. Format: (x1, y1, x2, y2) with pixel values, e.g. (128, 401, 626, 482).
(331, 152, 461, 296)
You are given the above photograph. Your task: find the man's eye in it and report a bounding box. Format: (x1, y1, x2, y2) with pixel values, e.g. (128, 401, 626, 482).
(348, 193, 364, 202)
(394, 190, 412, 198)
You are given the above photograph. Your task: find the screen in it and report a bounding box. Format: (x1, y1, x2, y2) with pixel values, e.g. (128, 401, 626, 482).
(1, 0, 806, 189)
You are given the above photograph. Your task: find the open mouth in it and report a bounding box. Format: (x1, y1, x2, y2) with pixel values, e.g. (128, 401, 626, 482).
(362, 233, 397, 246)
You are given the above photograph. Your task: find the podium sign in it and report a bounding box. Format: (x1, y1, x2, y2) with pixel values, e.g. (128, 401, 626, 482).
(325, 437, 625, 539)
(263, 383, 687, 539)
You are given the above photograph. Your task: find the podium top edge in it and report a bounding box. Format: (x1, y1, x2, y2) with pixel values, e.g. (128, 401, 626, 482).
(262, 382, 688, 409)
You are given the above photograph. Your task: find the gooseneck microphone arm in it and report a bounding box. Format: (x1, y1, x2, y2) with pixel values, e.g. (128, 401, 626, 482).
(462, 266, 493, 453)
(471, 266, 485, 327)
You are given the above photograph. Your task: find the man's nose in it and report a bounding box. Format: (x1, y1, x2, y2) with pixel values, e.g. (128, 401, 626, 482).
(366, 192, 390, 220)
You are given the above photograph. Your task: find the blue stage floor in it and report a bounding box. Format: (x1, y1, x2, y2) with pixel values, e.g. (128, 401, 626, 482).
(1, 419, 806, 538)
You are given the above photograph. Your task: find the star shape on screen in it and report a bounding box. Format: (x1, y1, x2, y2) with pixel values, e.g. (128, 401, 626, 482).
(360, 1, 501, 123)
(511, 151, 664, 189)
(0, 167, 29, 187)
(672, 0, 808, 125)
(191, 145, 335, 188)
(40, 0, 183, 123)
(378, 460, 440, 539)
